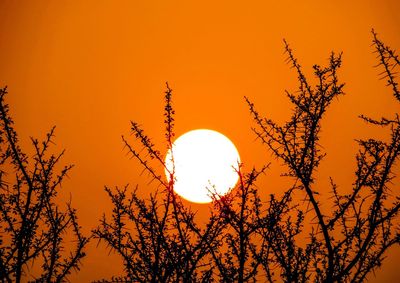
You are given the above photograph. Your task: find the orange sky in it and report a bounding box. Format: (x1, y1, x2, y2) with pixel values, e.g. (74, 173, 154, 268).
(0, 1, 399, 281)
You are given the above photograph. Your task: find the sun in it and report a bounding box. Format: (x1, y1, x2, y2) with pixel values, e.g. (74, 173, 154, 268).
(165, 129, 240, 203)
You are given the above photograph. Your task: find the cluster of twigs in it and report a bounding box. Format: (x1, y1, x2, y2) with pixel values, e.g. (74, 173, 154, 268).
(95, 31, 399, 282)
(246, 30, 400, 282)
(93, 84, 272, 282)
(0, 87, 89, 282)
(1, 31, 397, 282)
(94, 85, 224, 282)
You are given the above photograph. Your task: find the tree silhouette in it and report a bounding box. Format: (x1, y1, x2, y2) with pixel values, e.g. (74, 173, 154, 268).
(204, 164, 270, 282)
(95, 31, 399, 282)
(246, 31, 399, 282)
(93, 85, 225, 282)
(0, 87, 89, 282)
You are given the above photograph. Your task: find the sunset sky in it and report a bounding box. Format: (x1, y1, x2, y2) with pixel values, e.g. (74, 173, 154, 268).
(0, 1, 399, 281)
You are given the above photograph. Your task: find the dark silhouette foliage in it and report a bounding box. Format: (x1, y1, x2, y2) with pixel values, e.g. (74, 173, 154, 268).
(0, 88, 89, 282)
(93, 85, 269, 282)
(246, 31, 399, 282)
(94, 32, 400, 282)
(93, 85, 224, 282)
(93, 31, 399, 282)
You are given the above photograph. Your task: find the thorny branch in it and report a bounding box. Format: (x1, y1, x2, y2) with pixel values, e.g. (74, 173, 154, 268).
(95, 32, 399, 282)
(0, 87, 89, 282)
(246, 32, 399, 282)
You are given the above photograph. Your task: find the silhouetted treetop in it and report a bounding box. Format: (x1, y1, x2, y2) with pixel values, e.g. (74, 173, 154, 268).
(0, 87, 89, 283)
(94, 31, 399, 283)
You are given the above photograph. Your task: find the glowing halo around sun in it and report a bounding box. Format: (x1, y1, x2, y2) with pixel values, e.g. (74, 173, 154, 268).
(164, 129, 241, 203)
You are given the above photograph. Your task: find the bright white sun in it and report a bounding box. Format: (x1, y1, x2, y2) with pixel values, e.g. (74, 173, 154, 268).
(165, 129, 240, 203)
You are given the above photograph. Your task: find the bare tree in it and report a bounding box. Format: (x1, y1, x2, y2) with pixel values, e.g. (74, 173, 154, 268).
(94, 84, 225, 282)
(246, 30, 399, 282)
(95, 31, 399, 282)
(207, 165, 269, 282)
(0, 87, 89, 282)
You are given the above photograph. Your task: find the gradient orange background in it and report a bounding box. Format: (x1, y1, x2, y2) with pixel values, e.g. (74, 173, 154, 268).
(0, 1, 399, 281)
